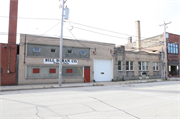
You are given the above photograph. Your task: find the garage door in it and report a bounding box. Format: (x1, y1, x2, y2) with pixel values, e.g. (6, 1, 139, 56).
(94, 59, 112, 81)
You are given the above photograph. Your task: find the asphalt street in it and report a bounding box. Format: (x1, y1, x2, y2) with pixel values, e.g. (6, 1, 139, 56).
(0, 81, 180, 119)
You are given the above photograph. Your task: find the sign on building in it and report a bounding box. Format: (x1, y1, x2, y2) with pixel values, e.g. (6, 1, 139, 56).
(44, 59, 78, 65)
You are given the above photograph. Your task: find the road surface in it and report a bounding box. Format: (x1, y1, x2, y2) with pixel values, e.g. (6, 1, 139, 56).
(0, 81, 180, 119)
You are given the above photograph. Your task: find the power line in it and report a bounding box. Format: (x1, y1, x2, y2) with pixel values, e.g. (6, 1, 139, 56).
(67, 28, 95, 49)
(1, 16, 164, 40)
(0, 22, 61, 44)
(67, 21, 142, 38)
(0, 16, 167, 48)
(72, 26, 128, 39)
(65, 21, 95, 49)
(66, 21, 164, 43)
(0, 16, 61, 21)
(28, 22, 60, 43)
(67, 21, 167, 40)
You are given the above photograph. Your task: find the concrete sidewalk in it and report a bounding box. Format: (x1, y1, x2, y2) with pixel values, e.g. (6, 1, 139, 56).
(0, 78, 175, 91)
(167, 77, 180, 81)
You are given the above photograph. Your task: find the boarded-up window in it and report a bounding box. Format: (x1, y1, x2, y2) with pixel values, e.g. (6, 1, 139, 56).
(50, 69, 56, 73)
(33, 48, 40, 52)
(67, 49, 73, 54)
(33, 68, 40, 73)
(67, 69, 72, 73)
(51, 49, 56, 52)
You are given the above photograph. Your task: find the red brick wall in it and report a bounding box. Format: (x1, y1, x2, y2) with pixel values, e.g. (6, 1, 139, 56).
(165, 33, 180, 77)
(0, 44, 17, 85)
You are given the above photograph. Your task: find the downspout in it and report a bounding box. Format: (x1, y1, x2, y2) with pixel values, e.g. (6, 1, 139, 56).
(24, 34, 26, 64)
(7, 45, 11, 73)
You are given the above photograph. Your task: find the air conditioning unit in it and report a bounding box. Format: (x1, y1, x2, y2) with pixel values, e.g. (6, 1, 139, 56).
(141, 72, 147, 75)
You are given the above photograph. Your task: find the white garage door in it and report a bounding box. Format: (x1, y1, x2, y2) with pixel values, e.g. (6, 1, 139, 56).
(94, 59, 112, 81)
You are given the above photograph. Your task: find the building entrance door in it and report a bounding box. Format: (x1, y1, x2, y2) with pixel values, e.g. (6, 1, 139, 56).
(169, 65, 179, 77)
(84, 66, 90, 82)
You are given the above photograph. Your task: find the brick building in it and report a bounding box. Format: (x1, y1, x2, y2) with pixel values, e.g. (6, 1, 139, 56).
(0, 44, 18, 85)
(125, 21, 180, 78)
(114, 46, 162, 80)
(0, 0, 18, 85)
(18, 34, 115, 84)
(166, 33, 180, 77)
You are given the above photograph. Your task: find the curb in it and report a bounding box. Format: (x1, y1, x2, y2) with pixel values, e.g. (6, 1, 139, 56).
(1, 79, 176, 92)
(167, 79, 180, 81)
(0, 84, 93, 92)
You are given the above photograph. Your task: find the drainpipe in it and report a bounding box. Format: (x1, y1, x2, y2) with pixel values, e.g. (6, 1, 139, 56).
(7, 45, 11, 73)
(24, 34, 26, 64)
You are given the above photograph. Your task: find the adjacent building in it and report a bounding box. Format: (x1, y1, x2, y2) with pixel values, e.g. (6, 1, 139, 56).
(18, 34, 115, 84)
(114, 46, 162, 80)
(125, 31, 180, 78)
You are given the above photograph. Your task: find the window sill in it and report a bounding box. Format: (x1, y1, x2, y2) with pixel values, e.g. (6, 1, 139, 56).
(168, 53, 179, 55)
(26, 56, 91, 60)
(118, 70, 134, 71)
(26, 77, 58, 79)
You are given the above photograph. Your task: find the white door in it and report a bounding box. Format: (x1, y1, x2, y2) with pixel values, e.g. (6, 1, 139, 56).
(94, 59, 112, 81)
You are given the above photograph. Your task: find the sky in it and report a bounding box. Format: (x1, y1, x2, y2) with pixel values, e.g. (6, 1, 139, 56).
(0, 0, 179, 46)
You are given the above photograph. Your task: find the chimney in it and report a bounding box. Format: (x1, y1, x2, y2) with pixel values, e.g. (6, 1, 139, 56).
(8, 0, 18, 44)
(135, 20, 141, 51)
(128, 37, 132, 43)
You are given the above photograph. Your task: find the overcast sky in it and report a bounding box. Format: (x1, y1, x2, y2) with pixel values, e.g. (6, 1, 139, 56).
(0, 0, 179, 45)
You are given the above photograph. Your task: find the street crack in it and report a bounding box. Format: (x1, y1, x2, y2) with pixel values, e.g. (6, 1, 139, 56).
(81, 103, 96, 111)
(36, 106, 44, 119)
(91, 96, 140, 119)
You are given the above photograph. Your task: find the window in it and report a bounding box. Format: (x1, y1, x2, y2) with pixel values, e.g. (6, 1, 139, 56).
(138, 62, 141, 70)
(139, 62, 148, 71)
(126, 61, 133, 71)
(130, 61, 133, 70)
(67, 49, 73, 54)
(153, 62, 158, 71)
(168, 43, 178, 54)
(67, 69, 72, 73)
(146, 62, 148, 70)
(50, 69, 56, 73)
(51, 49, 56, 53)
(33, 68, 40, 73)
(33, 48, 40, 52)
(80, 51, 86, 55)
(126, 61, 129, 70)
(142, 62, 145, 70)
(118, 61, 121, 70)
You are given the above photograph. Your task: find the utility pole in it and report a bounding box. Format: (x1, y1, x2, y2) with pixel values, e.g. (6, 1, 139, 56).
(161, 46, 164, 79)
(160, 21, 171, 80)
(59, 0, 65, 86)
